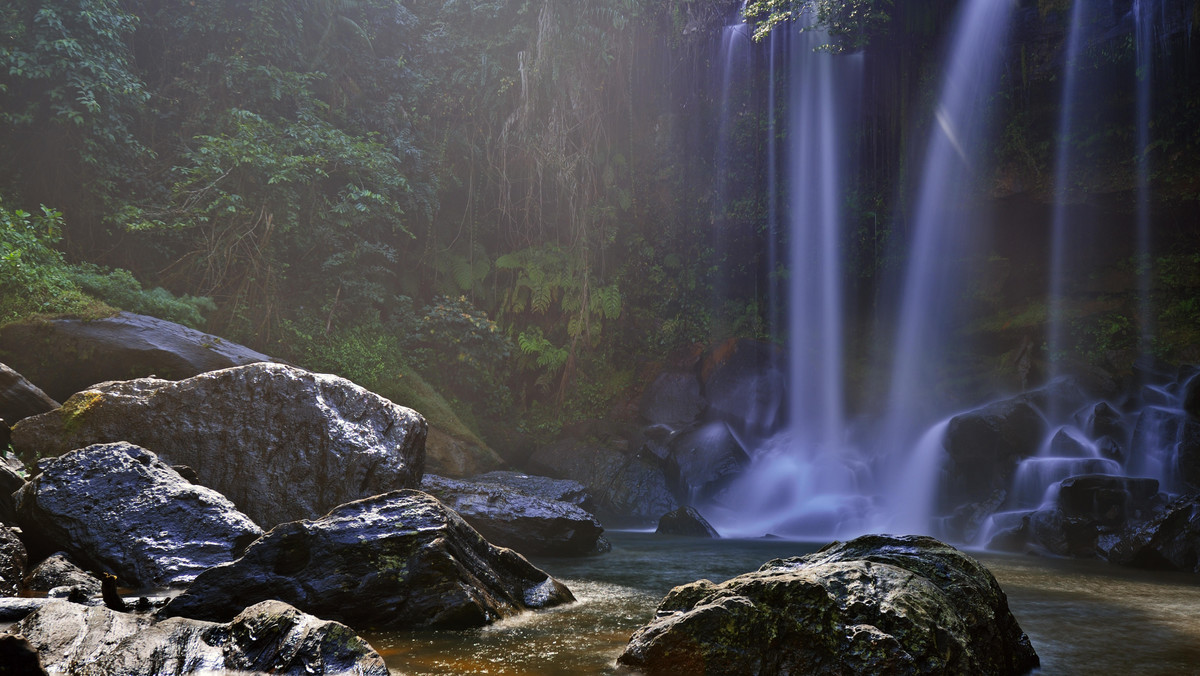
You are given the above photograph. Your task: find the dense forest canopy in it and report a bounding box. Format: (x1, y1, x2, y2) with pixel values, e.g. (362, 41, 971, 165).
(2, 0, 1199, 448)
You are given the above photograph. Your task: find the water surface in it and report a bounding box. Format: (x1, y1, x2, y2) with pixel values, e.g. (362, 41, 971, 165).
(371, 531, 1200, 675)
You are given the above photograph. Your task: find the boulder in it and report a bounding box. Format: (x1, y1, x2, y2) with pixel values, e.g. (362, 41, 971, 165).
(160, 490, 574, 630)
(1109, 493, 1200, 573)
(665, 422, 750, 502)
(0, 634, 46, 676)
(1057, 474, 1161, 526)
(9, 599, 388, 676)
(655, 507, 719, 538)
(699, 339, 787, 437)
(639, 371, 706, 426)
(0, 525, 26, 596)
(1177, 418, 1200, 491)
(0, 363, 58, 425)
(23, 553, 102, 598)
(1084, 401, 1125, 441)
(943, 489, 1008, 543)
(942, 395, 1047, 507)
(13, 443, 262, 587)
(1048, 427, 1089, 457)
(1184, 373, 1200, 419)
(0, 312, 273, 402)
(1128, 406, 1184, 479)
(11, 363, 426, 528)
(0, 462, 22, 526)
(1095, 435, 1125, 463)
(420, 474, 607, 556)
(527, 439, 678, 523)
(617, 534, 1039, 675)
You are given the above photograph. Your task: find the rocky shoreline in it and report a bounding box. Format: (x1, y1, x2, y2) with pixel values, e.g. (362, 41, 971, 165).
(1, 313, 1194, 673)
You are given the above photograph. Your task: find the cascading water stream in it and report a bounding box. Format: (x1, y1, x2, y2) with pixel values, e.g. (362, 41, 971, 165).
(1046, 0, 1089, 381)
(1134, 0, 1155, 359)
(876, 0, 1016, 534)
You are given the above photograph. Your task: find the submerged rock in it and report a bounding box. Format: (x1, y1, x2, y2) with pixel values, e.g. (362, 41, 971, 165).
(9, 599, 388, 676)
(160, 490, 574, 630)
(618, 534, 1038, 676)
(655, 507, 719, 538)
(13, 443, 262, 587)
(0, 363, 58, 425)
(12, 363, 426, 528)
(421, 474, 607, 556)
(0, 312, 273, 402)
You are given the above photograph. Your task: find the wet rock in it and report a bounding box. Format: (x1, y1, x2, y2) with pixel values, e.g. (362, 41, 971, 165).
(1084, 401, 1125, 441)
(420, 474, 607, 556)
(13, 443, 262, 587)
(527, 439, 678, 523)
(0, 525, 26, 596)
(1058, 474, 1162, 526)
(1129, 406, 1184, 478)
(1048, 427, 1089, 457)
(0, 634, 47, 676)
(617, 534, 1039, 676)
(160, 490, 574, 630)
(1109, 493, 1200, 573)
(1177, 418, 1200, 491)
(1095, 435, 1125, 463)
(943, 395, 1047, 506)
(0, 363, 58, 426)
(944, 489, 1007, 543)
(700, 338, 787, 437)
(472, 471, 596, 510)
(10, 599, 388, 676)
(0, 462, 23, 526)
(23, 553, 101, 598)
(665, 422, 749, 502)
(655, 507, 719, 538)
(1184, 373, 1200, 419)
(11, 363, 426, 528)
(0, 312, 273, 402)
(639, 371, 706, 426)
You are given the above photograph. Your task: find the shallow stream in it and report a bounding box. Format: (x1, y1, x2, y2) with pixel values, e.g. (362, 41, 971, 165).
(370, 531, 1200, 675)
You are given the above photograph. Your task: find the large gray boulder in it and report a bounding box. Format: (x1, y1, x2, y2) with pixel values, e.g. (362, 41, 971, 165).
(13, 443, 262, 587)
(665, 422, 749, 501)
(0, 363, 58, 425)
(528, 439, 678, 523)
(12, 362, 426, 527)
(0, 312, 273, 402)
(472, 471, 596, 510)
(420, 474, 607, 556)
(160, 490, 574, 630)
(618, 534, 1039, 676)
(9, 599, 388, 676)
(639, 371, 706, 426)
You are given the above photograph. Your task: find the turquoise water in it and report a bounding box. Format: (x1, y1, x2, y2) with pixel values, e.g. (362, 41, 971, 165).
(370, 531, 1200, 675)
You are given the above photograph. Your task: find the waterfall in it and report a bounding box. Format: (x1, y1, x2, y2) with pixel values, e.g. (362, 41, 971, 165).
(876, 0, 1016, 533)
(1046, 0, 1089, 380)
(1134, 0, 1155, 359)
(708, 10, 865, 539)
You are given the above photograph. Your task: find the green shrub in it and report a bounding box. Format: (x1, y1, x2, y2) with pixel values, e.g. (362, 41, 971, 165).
(68, 264, 215, 329)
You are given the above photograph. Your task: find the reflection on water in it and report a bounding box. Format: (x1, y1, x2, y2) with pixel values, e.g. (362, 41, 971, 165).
(370, 532, 1200, 676)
